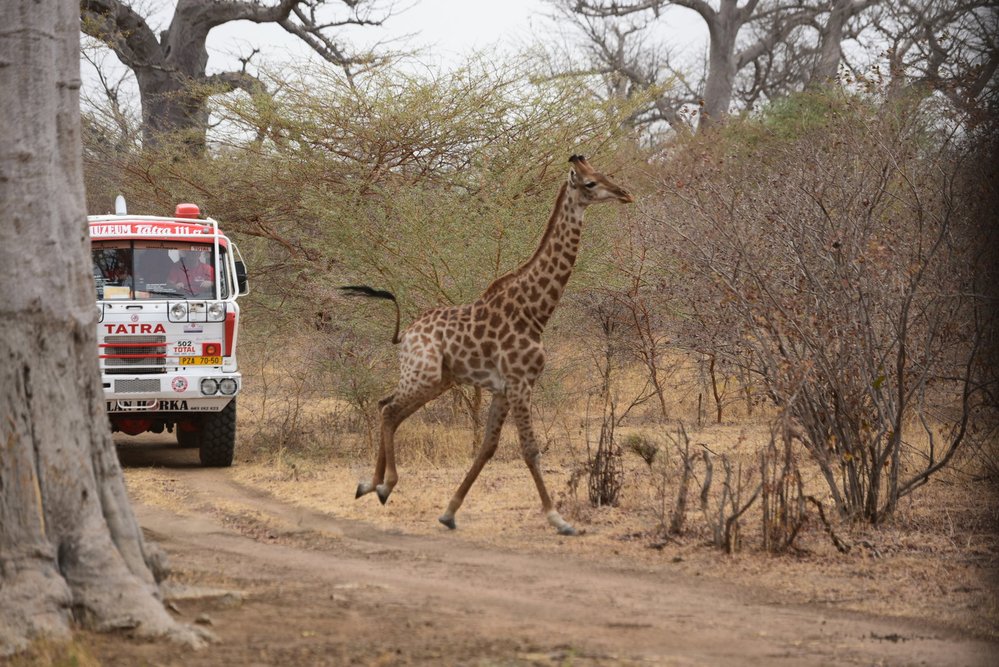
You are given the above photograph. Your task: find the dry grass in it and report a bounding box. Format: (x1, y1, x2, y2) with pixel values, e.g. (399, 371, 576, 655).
(5, 639, 102, 667)
(224, 342, 998, 639)
(219, 419, 998, 639)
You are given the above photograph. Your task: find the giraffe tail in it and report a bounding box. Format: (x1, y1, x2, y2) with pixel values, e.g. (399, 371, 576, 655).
(339, 285, 402, 344)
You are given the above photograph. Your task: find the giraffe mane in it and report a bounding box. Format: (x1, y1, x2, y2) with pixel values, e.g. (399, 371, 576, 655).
(480, 181, 569, 299)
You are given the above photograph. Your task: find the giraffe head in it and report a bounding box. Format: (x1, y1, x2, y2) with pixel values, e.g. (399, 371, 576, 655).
(567, 155, 634, 206)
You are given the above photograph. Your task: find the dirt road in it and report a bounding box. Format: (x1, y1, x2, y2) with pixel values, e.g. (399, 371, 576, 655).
(90, 438, 997, 666)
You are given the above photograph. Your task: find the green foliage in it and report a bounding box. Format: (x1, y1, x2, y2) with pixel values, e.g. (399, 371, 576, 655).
(87, 57, 646, 305)
(695, 89, 852, 151)
(83, 57, 649, 448)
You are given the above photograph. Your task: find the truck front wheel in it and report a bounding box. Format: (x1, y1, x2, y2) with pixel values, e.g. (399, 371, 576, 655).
(197, 400, 237, 467)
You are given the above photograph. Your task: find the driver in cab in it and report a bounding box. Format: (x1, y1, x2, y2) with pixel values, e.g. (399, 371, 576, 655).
(169, 249, 215, 297)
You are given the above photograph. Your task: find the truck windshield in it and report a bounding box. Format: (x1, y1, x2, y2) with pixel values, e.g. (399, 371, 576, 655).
(93, 241, 229, 300)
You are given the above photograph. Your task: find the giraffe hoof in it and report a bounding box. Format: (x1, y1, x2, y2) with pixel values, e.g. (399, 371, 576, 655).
(438, 515, 456, 530)
(355, 482, 370, 499)
(557, 524, 578, 536)
(375, 484, 391, 505)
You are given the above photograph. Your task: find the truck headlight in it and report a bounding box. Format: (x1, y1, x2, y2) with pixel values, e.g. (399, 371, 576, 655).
(207, 302, 226, 321)
(200, 378, 219, 395)
(169, 302, 188, 321)
(218, 378, 238, 395)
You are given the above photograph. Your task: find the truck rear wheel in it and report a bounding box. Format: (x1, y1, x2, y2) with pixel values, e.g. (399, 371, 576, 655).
(198, 400, 237, 467)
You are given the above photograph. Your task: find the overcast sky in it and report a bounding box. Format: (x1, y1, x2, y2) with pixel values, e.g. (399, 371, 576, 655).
(204, 0, 554, 73)
(81, 0, 707, 112)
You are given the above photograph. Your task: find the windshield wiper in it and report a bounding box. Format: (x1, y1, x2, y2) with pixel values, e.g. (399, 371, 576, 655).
(144, 288, 185, 298)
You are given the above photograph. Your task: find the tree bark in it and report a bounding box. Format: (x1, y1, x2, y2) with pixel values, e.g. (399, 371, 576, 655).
(0, 0, 203, 655)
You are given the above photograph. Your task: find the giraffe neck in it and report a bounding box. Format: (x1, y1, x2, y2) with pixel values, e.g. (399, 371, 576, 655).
(515, 182, 586, 326)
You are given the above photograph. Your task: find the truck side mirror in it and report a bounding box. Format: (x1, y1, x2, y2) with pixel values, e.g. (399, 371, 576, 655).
(235, 260, 249, 295)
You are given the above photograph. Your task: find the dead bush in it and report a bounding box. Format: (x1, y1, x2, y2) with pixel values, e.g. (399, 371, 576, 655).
(647, 90, 996, 523)
(760, 419, 807, 554)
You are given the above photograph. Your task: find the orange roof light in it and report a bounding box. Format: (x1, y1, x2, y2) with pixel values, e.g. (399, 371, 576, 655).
(175, 203, 201, 219)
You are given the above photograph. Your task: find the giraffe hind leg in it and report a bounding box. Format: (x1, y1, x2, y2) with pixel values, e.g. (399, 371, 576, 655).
(357, 381, 452, 505)
(356, 394, 393, 499)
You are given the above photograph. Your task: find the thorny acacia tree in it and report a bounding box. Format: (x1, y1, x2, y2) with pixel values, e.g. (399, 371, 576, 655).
(80, 0, 395, 151)
(0, 0, 202, 654)
(647, 91, 997, 522)
(84, 61, 650, 309)
(81, 60, 649, 423)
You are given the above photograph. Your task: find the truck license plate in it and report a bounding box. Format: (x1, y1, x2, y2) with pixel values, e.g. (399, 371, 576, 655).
(180, 356, 222, 365)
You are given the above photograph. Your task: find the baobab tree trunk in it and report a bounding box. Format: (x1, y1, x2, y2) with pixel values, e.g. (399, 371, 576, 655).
(810, 0, 851, 84)
(0, 0, 202, 655)
(701, 23, 739, 126)
(135, 66, 212, 151)
(689, 0, 746, 128)
(80, 0, 390, 152)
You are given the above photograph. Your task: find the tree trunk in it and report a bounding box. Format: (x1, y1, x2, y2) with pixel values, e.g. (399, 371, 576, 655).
(810, 0, 850, 84)
(80, 0, 226, 152)
(0, 0, 203, 654)
(135, 68, 211, 152)
(701, 21, 738, 126)
(699, 0, 743, 128)
(137, 11, 213, 151)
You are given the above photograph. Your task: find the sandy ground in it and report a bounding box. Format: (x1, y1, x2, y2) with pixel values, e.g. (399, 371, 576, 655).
(71, 433, 999, 666)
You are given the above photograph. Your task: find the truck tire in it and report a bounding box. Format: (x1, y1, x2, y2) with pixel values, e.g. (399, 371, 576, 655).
(198, 399, 237, 467)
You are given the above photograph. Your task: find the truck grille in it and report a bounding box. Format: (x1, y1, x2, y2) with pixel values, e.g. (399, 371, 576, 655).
(101, 335, 167, 375)
(114, 378, 161, 393)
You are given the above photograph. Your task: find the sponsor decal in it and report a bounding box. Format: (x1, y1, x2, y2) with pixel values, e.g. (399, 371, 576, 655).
(103, 323, 167, 334)
(106, 399, 225, 412)
(90, 224, 134, 237)
(90, 223, 211, 238)
(172, 339, 197, 355)
(171, 377, 188, 392)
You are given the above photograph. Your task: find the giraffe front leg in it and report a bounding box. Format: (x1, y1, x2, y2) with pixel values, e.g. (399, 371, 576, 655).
(509, 384, 577, 536)
(439, 393, 509, 530)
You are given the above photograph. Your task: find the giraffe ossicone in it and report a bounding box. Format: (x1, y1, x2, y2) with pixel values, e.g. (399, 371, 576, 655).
(342, 155, 634, 535)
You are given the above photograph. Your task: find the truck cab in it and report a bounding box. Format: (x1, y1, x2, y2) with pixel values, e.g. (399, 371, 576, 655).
(90, 198, 248, 466)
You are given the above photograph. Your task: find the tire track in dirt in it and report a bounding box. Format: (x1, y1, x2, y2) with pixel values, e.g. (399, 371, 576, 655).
(127, 466, 997, 666)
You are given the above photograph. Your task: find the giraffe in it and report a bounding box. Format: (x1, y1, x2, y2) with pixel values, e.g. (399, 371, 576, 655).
(342, 155, 634, 535)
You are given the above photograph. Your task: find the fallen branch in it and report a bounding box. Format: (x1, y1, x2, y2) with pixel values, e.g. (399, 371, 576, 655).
(807, 496, 851, 554)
